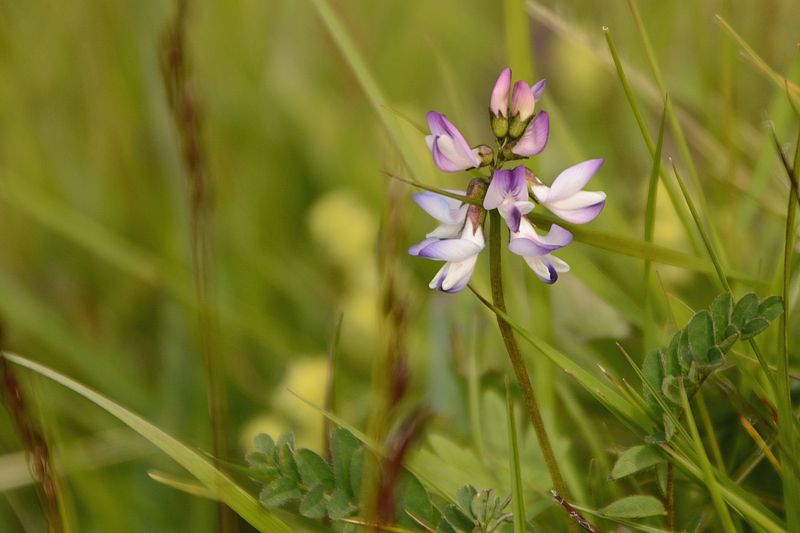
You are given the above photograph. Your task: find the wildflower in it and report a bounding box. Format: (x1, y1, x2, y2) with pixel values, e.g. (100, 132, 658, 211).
(531, 159, 606, 224)
(510, 111, 549, 158)
(410, 65, 605, 291)
(426, 111, 482, 172)
(483, 165, 534, 232)
(509, 218, 572, 284)
(408, 207, 485, 293)
(408, 182, 487, 293)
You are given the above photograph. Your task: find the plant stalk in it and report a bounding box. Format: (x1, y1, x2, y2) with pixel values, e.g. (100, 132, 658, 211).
(487, 210, 572, 512)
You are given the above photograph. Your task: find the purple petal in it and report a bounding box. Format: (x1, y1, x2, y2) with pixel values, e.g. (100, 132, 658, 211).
(548, 194, 606, 224)
(509, 224, 572, 256)
(523, 253, 568, 284)
(426, 113, 480, 172)
(426, 111, 448, 137)
(511, 80, 534, 120)
(408, 238, 438, 256)
(415, 238, 482, 262)
(484, 166, 528, 210)
(531, 79, 546, 100)
(511, 111, 549, 157)
(490, 67, 512, 116)
(499, 201, 534, 233)
(548, 158, 604, 201)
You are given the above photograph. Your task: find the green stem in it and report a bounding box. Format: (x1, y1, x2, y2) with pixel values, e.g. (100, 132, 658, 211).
(487, 210, 571, 508)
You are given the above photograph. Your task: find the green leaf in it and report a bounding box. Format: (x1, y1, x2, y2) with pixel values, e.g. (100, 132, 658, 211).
(758, 295, 784, 321)
(327, 486, 356, 520)
(299, 484, 327, 519)
(600, 495, 666, 518)
(349, 447, 363, 498)
(396, 473, 438, 528)
(455, 486, 477, 515)
(687, 311, 714, 365)
(661, 375, 682, 405)
(610, 445, 664, 480)
(732, 293, 759, 330)
(664, 334, 681, 377)
(2, 352, 292, 533)
(677, 328, 692, 373)
(435, 520, 458, 533)
(710, 293, 733, 343)
(259, 476, 301, 508)
(641, 351, 664, 412)
(253, 434, 276, 457)
(442, 505, 476, 532)
(741, 317, 770, 340)
(296, 449, 335, 492)
(277, 442, 300, 482)
(331, 428, 360, 497)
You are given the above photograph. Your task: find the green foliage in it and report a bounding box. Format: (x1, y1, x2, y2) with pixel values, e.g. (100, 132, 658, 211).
(247, 429, 513, 532)
(610, 445, 663, 480)
(642, 292, 782, 417)
(599, 495, 666, 519)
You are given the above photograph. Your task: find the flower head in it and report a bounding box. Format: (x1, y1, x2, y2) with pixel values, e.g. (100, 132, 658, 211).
(509, 218, 572, 284)
(483, 166, 534, 232)
(531, 158, 606, 224)
(511, 111, 549, 158)
(426, 112, 481, 172)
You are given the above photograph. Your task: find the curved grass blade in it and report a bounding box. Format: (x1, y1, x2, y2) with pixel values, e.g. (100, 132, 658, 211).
(3, 352, 292, 533)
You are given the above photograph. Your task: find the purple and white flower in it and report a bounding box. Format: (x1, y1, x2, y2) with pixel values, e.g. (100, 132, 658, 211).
(511, 111, 549, 157)
(483, 166, 534, 232)
(409, 217, 484, 293)
(509, 218, 572, 284)
(426, 111, 482, 173)
(531, 158, 606, 224)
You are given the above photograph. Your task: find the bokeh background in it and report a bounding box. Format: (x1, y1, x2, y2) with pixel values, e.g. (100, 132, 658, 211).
(0, 0, 799, 530)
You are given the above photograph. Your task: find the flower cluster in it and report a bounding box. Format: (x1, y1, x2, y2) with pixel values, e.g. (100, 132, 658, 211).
(409, 68, 606, 292)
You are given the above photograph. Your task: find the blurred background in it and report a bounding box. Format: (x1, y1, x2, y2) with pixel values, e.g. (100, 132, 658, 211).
(0, 0, 798, 530)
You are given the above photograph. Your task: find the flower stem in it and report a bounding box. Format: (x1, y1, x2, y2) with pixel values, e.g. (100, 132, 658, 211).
(487, 209, 572, 512)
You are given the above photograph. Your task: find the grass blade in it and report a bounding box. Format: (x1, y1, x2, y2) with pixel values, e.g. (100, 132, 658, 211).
(715, 15, 800, 102)
(505, 378, 526, 533)
(678, 384, 737, 533)
(643, 101, 668, 351)
(3, 352, 292, 533)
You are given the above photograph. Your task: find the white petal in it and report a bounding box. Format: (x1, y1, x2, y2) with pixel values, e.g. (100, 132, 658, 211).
(548, 159, 604, 201)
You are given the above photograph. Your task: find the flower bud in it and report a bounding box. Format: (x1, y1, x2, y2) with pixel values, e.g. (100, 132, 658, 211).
(490, 68, 512, 117)
(509, 81, 535, 139)
(475, 144, 494, 167)
(491, 114, 509, 139)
